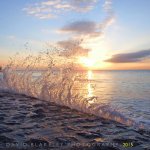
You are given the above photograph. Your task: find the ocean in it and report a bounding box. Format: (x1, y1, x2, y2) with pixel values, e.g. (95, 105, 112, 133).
(85, 70, 150, 127)
(0, 70, 150, 128)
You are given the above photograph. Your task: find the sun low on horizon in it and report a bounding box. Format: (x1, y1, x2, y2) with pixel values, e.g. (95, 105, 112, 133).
(78, 52, 110, 70)
(79, 56, 96, 68)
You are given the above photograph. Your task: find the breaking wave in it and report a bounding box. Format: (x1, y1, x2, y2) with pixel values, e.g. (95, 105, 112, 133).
(1, 48, 142, 128)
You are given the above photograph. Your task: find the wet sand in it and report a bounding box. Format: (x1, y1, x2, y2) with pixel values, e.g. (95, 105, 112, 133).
(0, 90, 149, 150)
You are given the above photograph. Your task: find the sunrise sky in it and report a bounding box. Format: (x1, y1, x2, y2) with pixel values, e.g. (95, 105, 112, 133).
(0, 0, 150, 70)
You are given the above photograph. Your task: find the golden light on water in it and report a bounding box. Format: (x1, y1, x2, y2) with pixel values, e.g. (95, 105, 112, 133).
(87, 70, 93, 98)
(88, 70, 92, 80)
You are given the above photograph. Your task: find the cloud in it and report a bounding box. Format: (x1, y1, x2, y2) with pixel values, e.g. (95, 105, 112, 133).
(57, 40, 90, 57)
(58, 0, 115, 39)
(61, 21, 96, 34)
(103, 0, 113, 13)
(59, 16, 114, 39)
(105, 49, 150, 63)
(68, 0, 98, 12)
(23, 0, 98, 19)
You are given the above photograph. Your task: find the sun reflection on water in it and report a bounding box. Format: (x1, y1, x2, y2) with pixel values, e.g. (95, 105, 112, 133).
(87, 70, 93, 98)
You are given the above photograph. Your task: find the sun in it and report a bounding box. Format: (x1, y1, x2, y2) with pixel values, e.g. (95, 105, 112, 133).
(78, 57, 96, 68)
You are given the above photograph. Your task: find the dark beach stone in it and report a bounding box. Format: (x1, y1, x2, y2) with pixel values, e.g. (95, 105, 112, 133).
(141, 144, 150, 150)
(20, 123, 39, 130)
(69, 114, 81, 119)
(24, 131, 33, 135)
(16, 133, 25, 137)
(12, 114, 25, 120)
(20, 93, 28, 97)
(63, 126, 76, 132)
(34, 108, 45, 114)
(137, 129, 145, 135)
(30, 113, 46, 118)
(24, 95, 38, 100)
(0, 126, 13, 134)
(80, 124, 100, 129)
(136, 136, 149, 142)
(8, 98, 16, 100)
(19, 98, 29, 102)
(21, 126, 34, 130)
(0, 113, 7, 117)
(33, 103, 47, 108)
(73, 118, 88, 124)
(0, 116, 4, 121)
(101, 120, 111, 125)
(0, 135, 14, 143)
(31, 108, 46, 118)
(0, 95, 4, 98)
(116, 125, 127, 129)
(20, 111, 28, 115)
(85, 118, 99, 122)
(5, 122, 20, 125)
(49, 106, 61, 112)
(77, 131, 102, 139)
(20, 105, 31, 109)
(137, 129, 150, 136)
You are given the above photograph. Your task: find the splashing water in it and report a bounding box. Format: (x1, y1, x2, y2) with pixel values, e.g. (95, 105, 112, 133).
(1, 49, 141, 128)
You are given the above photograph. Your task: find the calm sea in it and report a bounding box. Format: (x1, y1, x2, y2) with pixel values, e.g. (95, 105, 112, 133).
(87, 70, 150, 126)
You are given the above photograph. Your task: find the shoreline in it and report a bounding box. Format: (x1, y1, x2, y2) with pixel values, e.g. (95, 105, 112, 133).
(0, 90, 149, 150)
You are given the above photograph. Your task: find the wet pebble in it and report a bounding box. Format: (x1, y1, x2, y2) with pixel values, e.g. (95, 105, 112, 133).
(77, 131, 102, 139)
(81, 124, 100, 129)
(0, 116, 4, 121)
(0, 135, 14, 143)
(0, 126, 13, 134)
(33, 103, 47, 108)
(34, 108, 45, 114)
